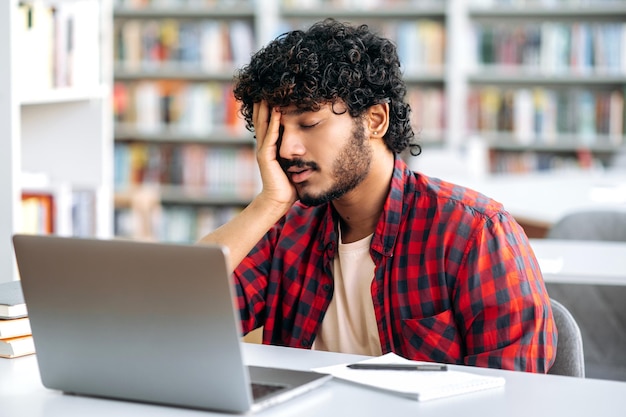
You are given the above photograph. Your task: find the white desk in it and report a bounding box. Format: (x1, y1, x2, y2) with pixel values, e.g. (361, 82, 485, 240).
(2, 343, 626, 417)
(530, 239, 626, 286)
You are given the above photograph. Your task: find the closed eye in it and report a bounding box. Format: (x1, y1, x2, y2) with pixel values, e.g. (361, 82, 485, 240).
(300, 121, 320, 129)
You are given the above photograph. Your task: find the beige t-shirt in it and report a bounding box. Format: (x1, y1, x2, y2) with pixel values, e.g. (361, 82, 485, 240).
(311, 230, 382, 356)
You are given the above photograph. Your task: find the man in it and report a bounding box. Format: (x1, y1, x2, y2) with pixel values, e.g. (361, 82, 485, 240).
(200, 19, 557, 372)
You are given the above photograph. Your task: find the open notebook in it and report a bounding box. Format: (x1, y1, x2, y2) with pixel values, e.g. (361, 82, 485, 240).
(314, 353, 505, 402)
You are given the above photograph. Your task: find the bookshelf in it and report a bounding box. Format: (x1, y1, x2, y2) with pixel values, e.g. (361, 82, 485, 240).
(111, 0, 626, 242)
(0, 0, 114, 283)
(112, 0, 271, 242)
(465, 0, 626, 174)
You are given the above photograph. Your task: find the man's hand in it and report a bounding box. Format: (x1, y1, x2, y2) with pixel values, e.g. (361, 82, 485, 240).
(253, 101, 297, 212)
(197, 101, 297, 270)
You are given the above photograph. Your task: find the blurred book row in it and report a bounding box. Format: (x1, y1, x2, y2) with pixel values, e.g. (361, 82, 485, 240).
(113, 81, 245, 135)
(407, 88, 446, 143)
(114, 141, 259, 197)
(113, 81, 446, 140)
(467, 86, 625, 145)
(470, 21, 626, 75)
(380, 20, 445, 74)
(489, 149, 609, 174)
(114, 18, 255, 72)
(115, 200, 243, 243)
(21, 189, 97, 238)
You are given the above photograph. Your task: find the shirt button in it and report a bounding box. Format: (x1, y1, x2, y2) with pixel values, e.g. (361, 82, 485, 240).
(325, 242, 334, 251)
(323, 284, 331, 292)
(302, 339, 310, 347)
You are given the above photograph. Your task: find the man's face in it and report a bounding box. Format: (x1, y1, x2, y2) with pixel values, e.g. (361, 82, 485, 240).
(277, 102, 372, 206)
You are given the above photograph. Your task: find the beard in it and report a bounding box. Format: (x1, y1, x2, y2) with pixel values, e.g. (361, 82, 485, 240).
(281, 121, 373, 207)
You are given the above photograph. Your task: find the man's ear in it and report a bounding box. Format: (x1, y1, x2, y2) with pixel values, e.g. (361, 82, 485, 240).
(367, 103, 390, 138)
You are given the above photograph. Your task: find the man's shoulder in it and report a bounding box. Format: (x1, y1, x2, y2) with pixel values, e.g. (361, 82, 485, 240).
(411, 171, 505, 218)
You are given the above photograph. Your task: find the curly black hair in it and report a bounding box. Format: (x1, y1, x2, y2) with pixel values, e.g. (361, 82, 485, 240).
(233, 19, 420, 155)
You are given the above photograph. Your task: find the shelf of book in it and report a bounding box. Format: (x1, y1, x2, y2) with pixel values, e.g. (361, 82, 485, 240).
(113, 185, 248, 243)
(113, 141, 258, 196)
(464, 0, 626, 174)
(483, 133, 626, 151)
(112, 0, 260, 242)
(20, 184, 76, 237)
(110, 0, 626, 240)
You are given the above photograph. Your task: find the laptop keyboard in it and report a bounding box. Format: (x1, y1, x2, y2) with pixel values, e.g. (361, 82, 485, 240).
(251, 382, 286, 400)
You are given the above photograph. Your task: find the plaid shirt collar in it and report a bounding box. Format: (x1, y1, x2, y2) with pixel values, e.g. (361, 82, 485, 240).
(317, 154, 407, 260)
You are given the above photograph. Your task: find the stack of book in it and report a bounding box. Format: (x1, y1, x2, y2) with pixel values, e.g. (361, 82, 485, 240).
(0, 280, 35, 359)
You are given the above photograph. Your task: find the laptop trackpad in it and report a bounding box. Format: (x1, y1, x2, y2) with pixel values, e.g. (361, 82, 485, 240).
(247, 366, 331, 403)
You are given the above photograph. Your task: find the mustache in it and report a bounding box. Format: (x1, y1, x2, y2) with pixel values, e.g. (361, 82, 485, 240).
(279, 158, 319, 172)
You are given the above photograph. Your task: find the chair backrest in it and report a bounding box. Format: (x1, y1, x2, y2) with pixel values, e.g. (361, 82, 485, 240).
(546, 210, 626, 242)
(548, 299, 585, 377)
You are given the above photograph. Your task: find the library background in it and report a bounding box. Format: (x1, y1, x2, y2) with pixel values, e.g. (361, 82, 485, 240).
(1, 0, 625, 375)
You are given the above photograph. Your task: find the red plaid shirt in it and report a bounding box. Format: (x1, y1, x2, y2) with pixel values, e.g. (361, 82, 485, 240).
(234, 156, 557, 372)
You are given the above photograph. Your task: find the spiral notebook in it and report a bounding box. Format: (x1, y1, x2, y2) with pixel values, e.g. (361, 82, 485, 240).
(313, 353, 505, 402)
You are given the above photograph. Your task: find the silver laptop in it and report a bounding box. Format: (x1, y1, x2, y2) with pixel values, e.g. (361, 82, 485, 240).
(12, 234, 331, 414)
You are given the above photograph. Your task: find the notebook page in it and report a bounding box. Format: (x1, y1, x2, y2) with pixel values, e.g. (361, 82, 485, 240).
(313, 352, 505, 401)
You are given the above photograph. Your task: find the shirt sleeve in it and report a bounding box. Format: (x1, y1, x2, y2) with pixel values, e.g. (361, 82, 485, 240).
(454, 211, 557, 373)
(232, 228, 276, 335)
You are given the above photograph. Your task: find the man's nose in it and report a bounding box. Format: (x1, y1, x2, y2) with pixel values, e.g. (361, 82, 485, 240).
(278, 126, 306, 159)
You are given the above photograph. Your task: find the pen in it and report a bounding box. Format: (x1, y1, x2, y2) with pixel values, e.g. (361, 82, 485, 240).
(347, 363, 448, 371)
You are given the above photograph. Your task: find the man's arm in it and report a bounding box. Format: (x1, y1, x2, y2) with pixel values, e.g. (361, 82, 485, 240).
(198, 102, 296, 271)
(456, 213, 557, 372)
(198, 196, 286, 272)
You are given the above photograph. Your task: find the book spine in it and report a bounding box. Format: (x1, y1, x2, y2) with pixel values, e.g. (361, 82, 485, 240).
(21, 192, 55, 234)
(0, 336, 36, 359)
(0, 318, 31, 340)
